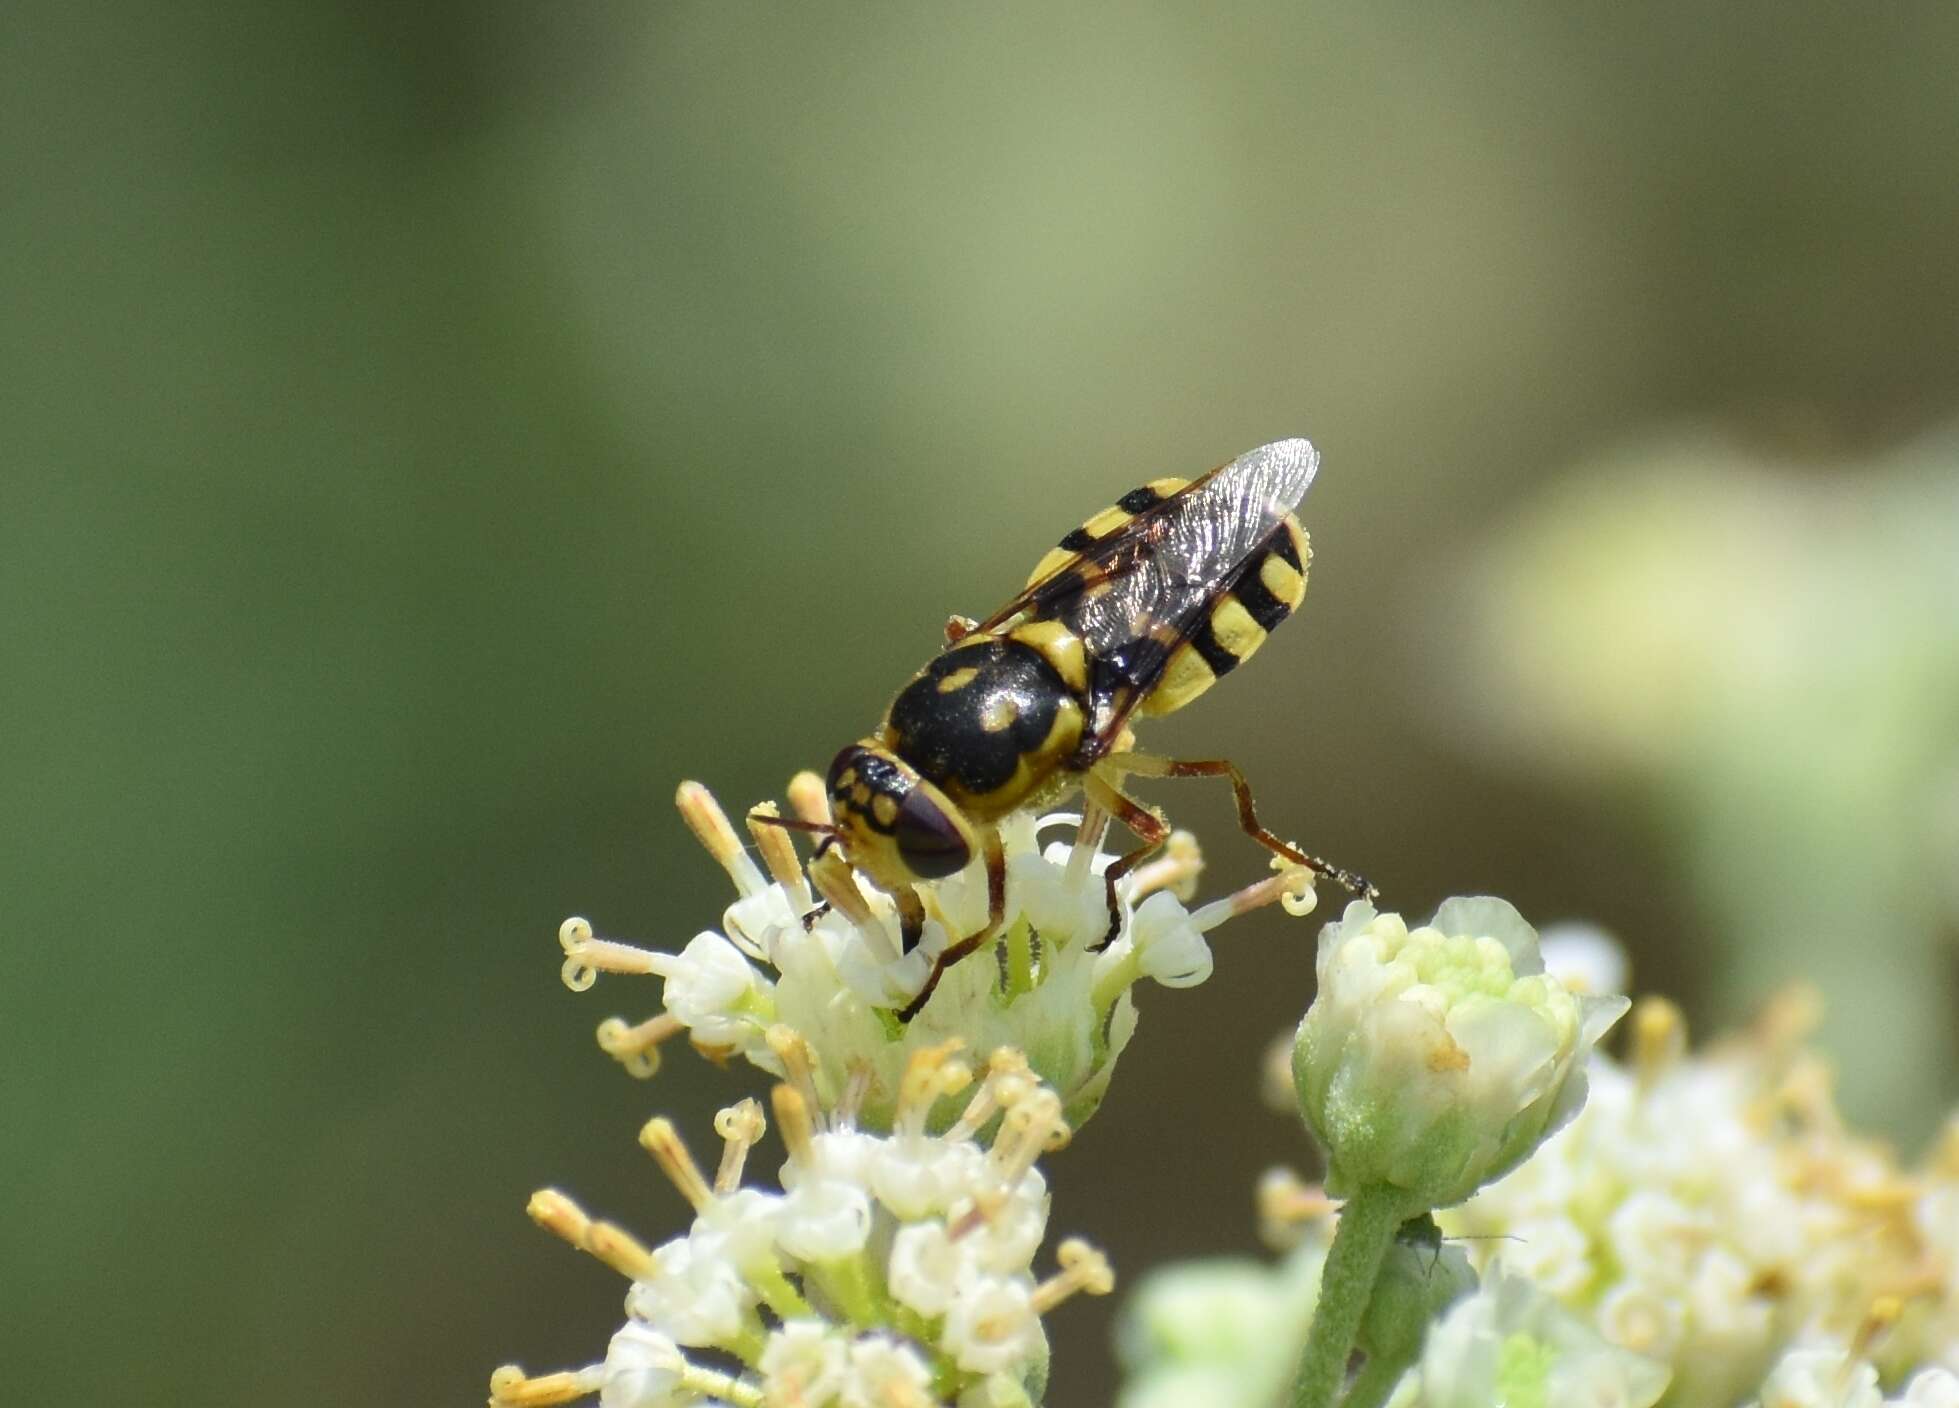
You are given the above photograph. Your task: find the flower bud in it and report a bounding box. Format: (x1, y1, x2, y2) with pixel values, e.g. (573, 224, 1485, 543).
(1293, 897, 1627, 1206)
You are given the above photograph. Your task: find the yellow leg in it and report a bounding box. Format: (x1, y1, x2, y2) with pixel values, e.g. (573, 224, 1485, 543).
(898, 825, 1007, 1022)
(1102, 752, 1378, 901)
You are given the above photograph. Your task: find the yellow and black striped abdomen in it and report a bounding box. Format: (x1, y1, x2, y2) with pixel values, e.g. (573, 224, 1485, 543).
(1137, 516, 1310, 718)
(1024, 477, 1190, 587)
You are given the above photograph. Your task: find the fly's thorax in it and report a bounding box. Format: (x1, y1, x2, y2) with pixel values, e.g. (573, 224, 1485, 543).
(825, 743, 978, 893)
(1137, 516, 1310, 718)
(877, 633, 1087, 823)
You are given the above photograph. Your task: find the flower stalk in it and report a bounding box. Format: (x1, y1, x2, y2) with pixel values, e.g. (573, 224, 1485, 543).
(1289, 1184, 1416, 1408)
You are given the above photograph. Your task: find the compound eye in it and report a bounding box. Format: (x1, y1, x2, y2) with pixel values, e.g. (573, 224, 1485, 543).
(893, 789, 971, 879)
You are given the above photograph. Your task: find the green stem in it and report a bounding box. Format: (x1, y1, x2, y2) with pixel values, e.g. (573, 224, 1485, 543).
(1340, 1350, 1410, 1408)
(1290, 1184, 1415, 1408)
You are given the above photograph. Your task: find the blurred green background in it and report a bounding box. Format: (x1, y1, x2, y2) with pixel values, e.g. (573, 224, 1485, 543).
(7, 4, 1959, 1404)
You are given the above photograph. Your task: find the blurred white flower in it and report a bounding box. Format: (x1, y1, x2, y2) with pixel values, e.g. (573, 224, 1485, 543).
(1442, 993, 1958, 1407)
(1292, 895, 1628, 1206)
(1402, 1271, 1669, 1408)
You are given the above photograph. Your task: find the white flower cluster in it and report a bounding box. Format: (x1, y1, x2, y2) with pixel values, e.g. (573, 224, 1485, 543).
(489, 1042, 1113, 1408)
(558, 777, 1315, 1128)
(1434, 990, 1951, 1407)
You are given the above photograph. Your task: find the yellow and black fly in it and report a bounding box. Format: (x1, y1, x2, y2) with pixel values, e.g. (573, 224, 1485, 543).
(763, 438, 1375, 1019)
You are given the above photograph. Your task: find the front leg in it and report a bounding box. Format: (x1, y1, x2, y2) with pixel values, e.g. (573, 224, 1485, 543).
(1082, 766, 1171, 951)
(897, 825, 1007, 1023)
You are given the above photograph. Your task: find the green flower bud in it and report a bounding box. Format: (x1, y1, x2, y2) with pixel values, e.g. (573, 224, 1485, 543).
(1293, 897, 1628, 1207)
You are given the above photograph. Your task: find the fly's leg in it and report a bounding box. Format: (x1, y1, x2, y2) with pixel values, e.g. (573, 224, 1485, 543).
(1082, 766, 1172, 951)
(1103, 753, 1377, 902)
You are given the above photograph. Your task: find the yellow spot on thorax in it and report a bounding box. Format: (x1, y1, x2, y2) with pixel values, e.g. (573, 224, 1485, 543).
(937, 665, 980, 693)
(980, 696, 1020, 732)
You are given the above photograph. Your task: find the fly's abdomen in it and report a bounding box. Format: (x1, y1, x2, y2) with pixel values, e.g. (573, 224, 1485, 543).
(1139, 517, 1310, 718)
(879, 635, 1085, 819)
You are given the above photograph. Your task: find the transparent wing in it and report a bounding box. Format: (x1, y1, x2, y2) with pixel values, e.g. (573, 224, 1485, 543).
(979, 438, 1319, 744)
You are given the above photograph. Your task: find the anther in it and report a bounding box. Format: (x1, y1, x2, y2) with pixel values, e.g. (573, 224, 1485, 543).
(766, 1024, 828, 1130)
(770, 1082, 817, 1168)
(712, 1098, 766, 1195)
(488, 1364, 604, 1406)
(594, 1013, 684, 1079)
(988, 1088, 1066, 1186)
(639, 1117, 715, 1213)
(1630, 995, 1687, 1090)
(946, 1048, 1033, 1143)
(1030, 1238, 1115, 1314)
(897, 1039, 972, 1137)
(786, 770, 832, 828)
(527, 1189, 660, 1280)
(1125, 829, 1204, 902)
(1257, 1167, 1334, 1239)
(806, 851, 900, 964)
(676, 780, 767, 897)
(746, 801, 811, 904)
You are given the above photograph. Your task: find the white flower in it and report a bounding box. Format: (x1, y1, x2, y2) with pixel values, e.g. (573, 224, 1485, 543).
(888, 1222, 977, 1317)
(1113, 1235, 1329, 1408)
(661, 932, 771, 1048)
(558, 781, 1313, 1131)
(1127, 890, 1214, 988)
(1292, 896, 1628, 1205)
(625, 1236, 758, 1349)
(1408, 1271, 1669, 1408)
(942, 1277, 1041, 1375)
(493, 1045, 1112, 1408)
(840, 1338, 935, 1407)
(758, 1321, 848, 1406)
(601, 1324, 686, 1408)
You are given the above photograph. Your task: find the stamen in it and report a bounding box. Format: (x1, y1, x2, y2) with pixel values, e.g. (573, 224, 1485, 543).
(526, 1189, 659, 1280)
(488, 1364, 603, 1406)
(1256, 1167, 1334, 1240)
(639, 1117, 714, 1213)
(1749, 981, 1825, 1057)
(1125, 830, 1204, 902)
(1065, 800, 1110, 887)
(896, 1040, 972, 1138)
(677, 781, 768, 898)
(1030, 1238, 1115, 1314)
(766, 1024, 829, 1130)
(834, 1062, 873, 1132)
(1630, 995, 1687, 1091)
(1853, 1295, 1903, 1362)
(594, 1013, 684, 1080)
(988, 1088, 1068, 1187)
(746, 801, 812, 906)
(786, 770, 833, 827)
(946, 1048, 1034, 1144)
(806, 852, 901, 966)
(712, 1098, 767, 1195)
(558, 918, 672, 992)
(770, 1082, 817, 1168)
(1189, 866, 1315, 933)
